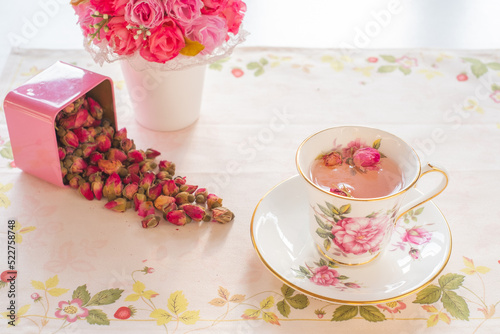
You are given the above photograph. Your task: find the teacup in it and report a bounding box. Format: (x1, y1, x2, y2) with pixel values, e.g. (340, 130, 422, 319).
(296, 126, 448, 266)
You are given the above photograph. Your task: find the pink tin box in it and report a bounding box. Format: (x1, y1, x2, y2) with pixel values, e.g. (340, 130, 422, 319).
(3, 61, 117, 187)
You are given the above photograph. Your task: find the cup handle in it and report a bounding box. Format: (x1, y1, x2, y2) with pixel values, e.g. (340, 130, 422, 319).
(396, 163, 449, 222)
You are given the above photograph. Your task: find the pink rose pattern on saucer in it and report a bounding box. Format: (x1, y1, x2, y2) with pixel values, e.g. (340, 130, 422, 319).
(293, 258, 362, 291)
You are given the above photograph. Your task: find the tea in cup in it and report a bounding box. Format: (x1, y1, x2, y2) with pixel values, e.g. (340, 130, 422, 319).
(296, 126, 448, 265)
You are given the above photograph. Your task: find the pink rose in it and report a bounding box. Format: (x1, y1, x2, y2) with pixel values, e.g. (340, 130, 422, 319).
(186, 16, 227, 54)
(331, 216, 388, 255)
(107, 16, 142, 55)
(220, 0, 246, 35)
(90, 0, 115, 14)
(125, 0, 165, 29)
(342, 139, 365, 158)
(140, 18, 185, 63)
(201, 0, 228, 15)
(166, 0, 203, 24)
(114, 0, 130, 15)
(322, 151, 342, 167)
(402, 227, 432, 245)
(73, 2, 100, 37)
(309, 266, 339, 286)
(353, 147, 381, 169)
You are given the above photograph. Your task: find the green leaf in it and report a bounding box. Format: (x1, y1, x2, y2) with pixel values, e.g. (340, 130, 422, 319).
(414, 207, 424, 215)
(462, 57, 482, 65)
(338, 275, 349, 280)
(372, 138, 381, 149)
(315, 215, 328, 229)
(281, 285, 294, 298)
(471, 62, 488, 78)
(168, 291, 189, 315)
(398, 66, 411, 75)
(439, 273, 465, 290)
(413, 285, 442, 304)
(326, 202, 340, 215)
(319, 258, 328, 267)
(339, 204, 351, 215)
(254, 68, 265, 77)
(318, 204, 334, 218)
(316, 228, 331, 239)
(331, 305, 358, 321)
(492, 84, 500, 91)
(442, 290, 470, 320)
(324, 238, 331, 251)
(179, 310, 200, 325)
(246, 62, 260, 70)
(0, 148, 13, 160)
(286, 294, 310, 309)
(86, 288, 123, 306)
(359, 306, 386, 322)
(487, 62, 500, 70)
(73, 285, 91, 306)
(380, 55, 397, 63)
(86, 309, 110, 325)
(299, 266, 310, 276)
(277, 300, 291, 318)
(259, 58, 269, 66)
(378, 65, 397, 73)
(208, 63, 223, 71)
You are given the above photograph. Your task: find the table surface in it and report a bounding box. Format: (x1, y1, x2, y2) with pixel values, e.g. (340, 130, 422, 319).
(1, 1, 500, 334)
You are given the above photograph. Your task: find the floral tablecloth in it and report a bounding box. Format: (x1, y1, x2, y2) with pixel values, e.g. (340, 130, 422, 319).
(0, 47, 499, 333)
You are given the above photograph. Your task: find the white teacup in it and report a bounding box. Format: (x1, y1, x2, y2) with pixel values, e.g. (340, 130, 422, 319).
(296, 126, 448, 266)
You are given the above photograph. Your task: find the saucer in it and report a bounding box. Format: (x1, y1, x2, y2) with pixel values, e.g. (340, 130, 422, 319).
(250, 175, 452, 305)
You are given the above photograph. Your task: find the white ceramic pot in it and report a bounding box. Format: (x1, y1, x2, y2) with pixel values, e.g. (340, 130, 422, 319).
(120, 60, 206, 132)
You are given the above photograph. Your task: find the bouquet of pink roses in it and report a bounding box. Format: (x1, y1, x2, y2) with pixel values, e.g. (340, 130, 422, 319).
(72, 0, 247, 68)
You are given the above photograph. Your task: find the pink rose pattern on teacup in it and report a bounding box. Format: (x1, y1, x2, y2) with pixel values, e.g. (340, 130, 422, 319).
(331, 216, 388, 255)
(314, 201, 393, 258)
(293, 258, 362, 290)
(391, 207, 433, 261)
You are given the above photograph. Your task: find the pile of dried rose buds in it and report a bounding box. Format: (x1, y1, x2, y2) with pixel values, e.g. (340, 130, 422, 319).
(55, 95, 234, 228)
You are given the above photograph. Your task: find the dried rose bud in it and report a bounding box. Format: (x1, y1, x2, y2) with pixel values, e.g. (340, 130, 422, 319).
(92, 177, 103, 200)
(330, 188, 351, 197)
(101, 120, 115, 138)
(73, 96, 85, 110)
(181, 204, 206, 222)
(162, 202, 177, 215)
(79, 182, 94, 201)
(95, 134, 112, 153)
(180, 184, 198, 194)
(147, 182, 163, 201)
(127, 163, 140, 175)
(63, 103, 75, 114)
(83, 113, 99, 127)
(107, 148, 128, 162)
(139, 172, 156, 190)
(65, 146, 75, 155)
(162, 179, 179, 196)
(98, 159, 123, 175)
(156, 171, 171, 180)
(174, 176, 186, 186)
(61, 166, 68, 179)
(85, 165, 101, 177)
(128, 149, 146, 163)
(58, 147, 66, 160)
(138, 201, 155, 217)
(195, 188, 208, 204)
(124, 172, 141, 185)
(121, 138, 135, 152)
(154, 195, 176, 211)
(202, 214, 212, 222)
(145, 148, 161, 159)
(114, 128, 127, 141)
(74, 108, 89, 128)
(104, 198, 129, 212)
(117, 167, 128, 178)
(141, 214, 160, 228)
(166, 210, 191, 226)
(212, 207, 235, 224)
(102, 172, 123, 201)
(207, 194, 223, 209)
(140, 161, 157, 174)
(353, 147, 381, 169)
(322, 151, 343, 167)
(89, 152, 104, 165)
(123, 182, 139, 200)
(73, 128, 91, 143)
(61, 130, 79, 148)
(87, 97, 104, 120)
(68, 175, 83, 189)
(158, 160, 175, 175)
(80, 143, 97, 159)
(133, 193, 146, 211)
(58, 115, 76, 130)
(87, 172, 101, 183)
(69, 157, 88, 174)
(175, 192, 195, 205)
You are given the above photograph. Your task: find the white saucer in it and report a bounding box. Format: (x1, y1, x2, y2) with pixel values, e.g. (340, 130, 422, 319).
(251, 175, 452, 305)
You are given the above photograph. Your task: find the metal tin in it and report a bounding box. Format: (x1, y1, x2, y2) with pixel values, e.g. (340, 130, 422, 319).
(3, 61, 116, 187)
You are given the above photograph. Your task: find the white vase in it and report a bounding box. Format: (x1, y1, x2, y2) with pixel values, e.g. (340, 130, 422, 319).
(120, 60, 206, 131)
